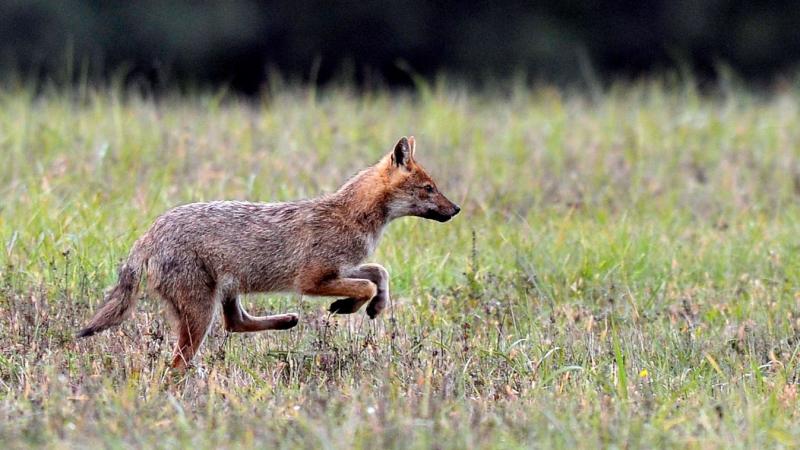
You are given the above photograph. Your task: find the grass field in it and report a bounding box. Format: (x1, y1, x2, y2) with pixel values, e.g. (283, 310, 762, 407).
(1, 77, 800, 448)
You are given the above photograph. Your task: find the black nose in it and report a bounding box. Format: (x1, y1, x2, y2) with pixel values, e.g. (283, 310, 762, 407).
(453, 204, 461, 215)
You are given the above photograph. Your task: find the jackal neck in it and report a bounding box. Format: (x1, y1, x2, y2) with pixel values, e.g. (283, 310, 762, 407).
(328, 166, 391, 234)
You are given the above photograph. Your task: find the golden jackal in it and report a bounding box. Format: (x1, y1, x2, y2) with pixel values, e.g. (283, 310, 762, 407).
(77, 136, 460, 369)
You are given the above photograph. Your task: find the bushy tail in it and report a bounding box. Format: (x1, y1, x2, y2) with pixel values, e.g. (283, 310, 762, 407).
(77, 241, 147, 338)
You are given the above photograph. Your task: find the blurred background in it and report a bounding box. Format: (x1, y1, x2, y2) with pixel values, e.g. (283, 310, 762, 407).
(1, 0, 799, 93)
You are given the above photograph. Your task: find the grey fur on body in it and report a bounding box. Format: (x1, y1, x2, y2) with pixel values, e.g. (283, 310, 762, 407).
(147, 198, 384, 296)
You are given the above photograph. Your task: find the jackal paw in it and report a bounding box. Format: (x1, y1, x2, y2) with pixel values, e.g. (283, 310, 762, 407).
(328, 298, 362, 314)
(273, 313, 300, 329)
(366, 301, 385, 319)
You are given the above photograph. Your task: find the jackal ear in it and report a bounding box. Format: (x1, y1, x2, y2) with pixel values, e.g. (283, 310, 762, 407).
(391, 136, 412, 170)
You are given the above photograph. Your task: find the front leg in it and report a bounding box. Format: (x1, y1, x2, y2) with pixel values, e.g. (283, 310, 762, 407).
(327, 264, 389, 318)
(300, 273, 377, 314)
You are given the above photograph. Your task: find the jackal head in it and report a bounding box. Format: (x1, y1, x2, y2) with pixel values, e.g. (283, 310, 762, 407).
(383, 136, 461, 222)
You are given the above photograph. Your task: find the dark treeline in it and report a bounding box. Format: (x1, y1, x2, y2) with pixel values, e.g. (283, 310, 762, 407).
(2, 0, 800, 93)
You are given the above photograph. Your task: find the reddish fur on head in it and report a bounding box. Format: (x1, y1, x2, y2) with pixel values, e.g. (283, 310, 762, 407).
(381, 136, 461, 222)
(334, 136, 460, 225)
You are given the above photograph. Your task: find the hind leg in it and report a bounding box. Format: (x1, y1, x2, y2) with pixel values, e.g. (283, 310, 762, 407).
(168, 290, 217, 371)
(149, 252, 220, 371)
(222, 294, 299, 332)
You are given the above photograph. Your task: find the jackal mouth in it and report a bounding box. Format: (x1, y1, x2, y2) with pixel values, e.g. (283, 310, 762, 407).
(421, 208, 459, 222)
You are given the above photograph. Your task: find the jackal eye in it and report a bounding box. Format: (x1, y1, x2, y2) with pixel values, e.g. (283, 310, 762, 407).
(423, 185, 434, 193)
